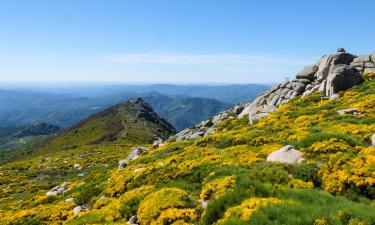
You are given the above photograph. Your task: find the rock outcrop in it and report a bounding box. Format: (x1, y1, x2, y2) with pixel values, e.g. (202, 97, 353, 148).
(172, 103, 245, 141)
(239, 48, 364, 122)
(266, 145, 304, 164)
(172, 48, 368, 141)
(350, 52, 375, 73)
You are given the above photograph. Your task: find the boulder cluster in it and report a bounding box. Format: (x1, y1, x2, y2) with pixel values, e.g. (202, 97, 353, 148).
(46, 182, 69, 196)
(172, 48, 372, 141)
(172, 103, 245, 141)
(239, 48, 366, 123)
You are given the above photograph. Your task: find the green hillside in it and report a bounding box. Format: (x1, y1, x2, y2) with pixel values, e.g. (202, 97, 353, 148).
(0, 80, 374, 225)
(37, 98, 176, 154)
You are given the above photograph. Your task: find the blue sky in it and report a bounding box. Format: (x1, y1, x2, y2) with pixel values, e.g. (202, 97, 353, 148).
(0, 0, 374, 84)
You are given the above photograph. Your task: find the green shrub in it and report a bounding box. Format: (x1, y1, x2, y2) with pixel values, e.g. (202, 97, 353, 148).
(290, 163, 321, 186)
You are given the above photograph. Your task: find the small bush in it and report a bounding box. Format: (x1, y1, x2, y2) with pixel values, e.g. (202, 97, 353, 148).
(291, 163, 321, 186)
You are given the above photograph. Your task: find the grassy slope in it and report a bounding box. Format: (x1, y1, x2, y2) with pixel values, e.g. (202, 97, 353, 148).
(0, 80, 375, 225)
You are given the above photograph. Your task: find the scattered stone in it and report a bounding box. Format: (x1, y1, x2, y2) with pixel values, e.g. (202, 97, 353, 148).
(133, 168, 144, 173)
(152, 138, 163, 148)
(336, 108, 360, 115)
(73, 164, 82, 170)
(65, 198, 75, 203)
(199, 199, 209, 209)
(267, 145, 304, 164)
(77, 172, 88, 177)
(127, 147, 148, 161)
(118, 160, 129, 170)
(46, 182, 69, 196)
(127, 215, 138, 225)
(372, 133, 375, 147)
(330, 93, 340, 99)
(73, 206, 88, 216)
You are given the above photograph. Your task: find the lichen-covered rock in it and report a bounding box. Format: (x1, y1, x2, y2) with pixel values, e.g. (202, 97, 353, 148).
(267, 145, 304, 164)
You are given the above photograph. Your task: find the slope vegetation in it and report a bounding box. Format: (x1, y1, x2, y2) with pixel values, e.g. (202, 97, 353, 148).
(1, 79, 374, 224)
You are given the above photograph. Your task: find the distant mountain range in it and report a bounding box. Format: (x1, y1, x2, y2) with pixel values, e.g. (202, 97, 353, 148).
(4, 83, 269, 103)
(0, 83, 268, 131)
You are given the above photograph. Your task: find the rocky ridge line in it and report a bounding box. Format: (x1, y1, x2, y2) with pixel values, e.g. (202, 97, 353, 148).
(172, 48, 373, 141)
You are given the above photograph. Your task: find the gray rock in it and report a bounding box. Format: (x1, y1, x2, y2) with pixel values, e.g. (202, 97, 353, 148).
(324, 65, 364, 96)
(127, 215, 138, 225)
(201, 120, 214, 128)
(127, 147, 148, 161)
(334, 52, 355, 65)
(73, 206, 88, 216)
(371, 52, 375, 62)
(336, 108, 360, 115)
(152, 138, 163, 148)
(65, 198, 75, 203)
(73, 164, 82, 170)
(249, 113, 270, 124)
(330, 93, 340, 99)
(204, 128, 215, 137)
(118, 160, 129, 170)
(267, 145, 304, 164)
(46, 182, 69, 196)
(372, 133, 375, 147)
(364, 68, 375, 73)
(187, 132, 205, 140)
(233, 104, 245, 115)
(296, 65, 318, 80)
(317, 55, 336, 81)
(77, 172, 88, 177)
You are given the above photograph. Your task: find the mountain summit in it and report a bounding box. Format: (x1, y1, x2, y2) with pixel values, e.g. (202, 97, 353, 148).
(38, 98, 176, 152)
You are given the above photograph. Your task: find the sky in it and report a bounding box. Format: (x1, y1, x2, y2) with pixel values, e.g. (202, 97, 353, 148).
(0, 0, 374, 84)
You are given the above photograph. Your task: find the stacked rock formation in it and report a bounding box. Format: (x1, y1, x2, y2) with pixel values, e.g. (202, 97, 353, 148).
(239, 48, 366, 123)
(173, 49, 370, 141)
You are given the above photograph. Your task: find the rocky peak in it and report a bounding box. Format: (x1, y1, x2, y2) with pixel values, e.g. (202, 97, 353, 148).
(239, 48, 367, 123)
